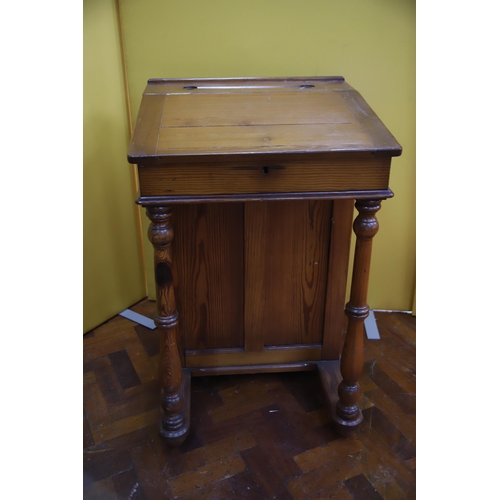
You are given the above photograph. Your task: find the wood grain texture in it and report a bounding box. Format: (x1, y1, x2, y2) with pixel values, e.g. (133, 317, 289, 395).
(137, 156, 391, 196)
(244, 200, 332, 349)
(83, 302, 416, 500)
(127, 76, 402, 163)
(171, 203, 244, 350)
(108, 349, 142, 390)
(185, 346, 323, 368)
(286, 456, 359, 499)
(128, 94, 165, 160)
(343, 90, 403, 155)
(190, 363, 317, 377)
(129, 76, 401, 456)
(146, 206, 189, 445)
(146, 76, 346, 92)
(147, 77, 346, 95)
(322, 199, 354, 359)
(156, 124, 374, 156)
(136, 189, 394, 206)
(344, 473, 384, 500)
(160, 91, 354, 128)
(168, 453, 246, 497)
(334, 200, 382, 434)
(243, 200, 267, 352)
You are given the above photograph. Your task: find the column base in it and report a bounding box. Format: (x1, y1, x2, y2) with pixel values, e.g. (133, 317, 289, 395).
(332, 411, 363, 436)
(159, 369, 191, 446)
(316, 360, 363, 437)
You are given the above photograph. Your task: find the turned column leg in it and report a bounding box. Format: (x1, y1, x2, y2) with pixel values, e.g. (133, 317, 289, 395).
(333, 199, 382, 434)
(146, 205, 190, 446)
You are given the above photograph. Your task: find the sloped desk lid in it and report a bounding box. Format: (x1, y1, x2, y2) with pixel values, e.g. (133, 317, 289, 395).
(128, 76, 402, 164)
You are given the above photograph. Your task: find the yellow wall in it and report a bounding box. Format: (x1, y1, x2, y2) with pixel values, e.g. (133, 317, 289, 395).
(119, 0, 416, 310)
(83, 0, 146, 332)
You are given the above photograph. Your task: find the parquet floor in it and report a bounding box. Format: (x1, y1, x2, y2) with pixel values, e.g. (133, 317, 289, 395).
(83, 300, 416, 499)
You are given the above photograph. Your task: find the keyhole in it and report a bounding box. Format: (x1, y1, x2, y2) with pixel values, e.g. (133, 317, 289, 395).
(262, 167, 269, 175)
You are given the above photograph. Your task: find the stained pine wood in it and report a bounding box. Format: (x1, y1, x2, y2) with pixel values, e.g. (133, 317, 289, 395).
(244, 200, 331, 349)
(146, 206, 189, 445)
(83, 303, 416, 499)
(322, 199, 354, 359)
(334, 200, 382, 433)
(171, 203, 244, 350)
(137, 189, 394, 206)
(137, 155, 391, 197)
(156, 124, 376, 157)
(128, 94, 165, 160)
(190, 362, 317, 377)
(160, 91, 355, 127)
(128, 76, 402, 163)
(185, 346, 323, 368)
(128, 76, 402, 445)
(144, 76, 346, 94)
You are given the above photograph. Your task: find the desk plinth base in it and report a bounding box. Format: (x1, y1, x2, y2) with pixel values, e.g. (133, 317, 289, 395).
(158, 360, 360, 445)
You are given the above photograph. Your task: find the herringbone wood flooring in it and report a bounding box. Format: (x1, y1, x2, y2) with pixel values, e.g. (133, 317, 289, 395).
(83, 300, 416, 499)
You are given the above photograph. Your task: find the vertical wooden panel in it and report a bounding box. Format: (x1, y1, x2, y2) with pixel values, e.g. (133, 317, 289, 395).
(172, 203, 244, 350)
(244, 200, 331, 349)
(243, 203, 267, 352)
(322, 199, 354, 359)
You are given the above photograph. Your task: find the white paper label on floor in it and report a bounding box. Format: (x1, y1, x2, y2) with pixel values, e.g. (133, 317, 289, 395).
(119, 309, 156, 330)
(364, 310, 380, 340)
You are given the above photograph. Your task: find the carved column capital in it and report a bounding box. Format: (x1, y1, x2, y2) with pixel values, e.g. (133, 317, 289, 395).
(352, 200, 381, 239)
(147, 206, 174, 247)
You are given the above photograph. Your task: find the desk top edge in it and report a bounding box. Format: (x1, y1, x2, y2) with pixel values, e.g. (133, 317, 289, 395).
(127, 148, 402, 165)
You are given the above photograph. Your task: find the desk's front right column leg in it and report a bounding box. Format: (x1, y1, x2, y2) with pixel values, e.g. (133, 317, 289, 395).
(333, 199, 381, 435)
(146, 205, 189, 446)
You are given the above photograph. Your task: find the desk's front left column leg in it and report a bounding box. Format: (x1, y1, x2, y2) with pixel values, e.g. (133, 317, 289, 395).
(333, 199, 381, 435)
(146, 205, 189, 446)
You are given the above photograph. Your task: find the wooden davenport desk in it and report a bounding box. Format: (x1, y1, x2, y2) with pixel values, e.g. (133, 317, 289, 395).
(127, 76, 402, 446)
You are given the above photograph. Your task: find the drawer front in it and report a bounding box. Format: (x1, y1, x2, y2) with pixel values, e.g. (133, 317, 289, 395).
(138, 155, 391, 197)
